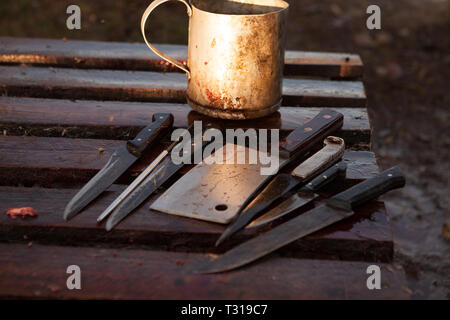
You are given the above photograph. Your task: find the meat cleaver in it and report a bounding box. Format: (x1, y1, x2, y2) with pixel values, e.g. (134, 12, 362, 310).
(150, 109, 343, 224)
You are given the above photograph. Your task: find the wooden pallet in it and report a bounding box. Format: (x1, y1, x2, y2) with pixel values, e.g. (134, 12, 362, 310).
(0, 37, 409, 299)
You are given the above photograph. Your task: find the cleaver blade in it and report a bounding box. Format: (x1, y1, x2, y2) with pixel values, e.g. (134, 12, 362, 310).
(150, 143, 281, 224)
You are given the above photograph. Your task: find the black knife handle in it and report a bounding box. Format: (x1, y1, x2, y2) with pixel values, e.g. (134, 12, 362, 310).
(327, 166, 405, 211)
(126, 113, 174, 157)
(280, 109, 343, 158)
(303, 161, 347, 192)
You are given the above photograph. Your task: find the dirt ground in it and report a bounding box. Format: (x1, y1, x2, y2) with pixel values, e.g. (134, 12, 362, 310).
(1, 0, 449, 299)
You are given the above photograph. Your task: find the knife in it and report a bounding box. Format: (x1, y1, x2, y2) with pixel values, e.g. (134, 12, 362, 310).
(63, 113, 174, 221)
(96, 135, 183, 223)
(150, 109, 344, 225)
(104, 123, 215, 231)
(246, 160, 347, 229)
(215, 136, 345, 246)
(195, 166, 405, 273)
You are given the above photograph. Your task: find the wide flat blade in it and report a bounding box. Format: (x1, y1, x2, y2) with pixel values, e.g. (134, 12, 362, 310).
(105, 156, 182, 231)
(195, 204, 354, 274)
(63, 144, 137, 220)
(246, 191, 317, 229)
(150, 143, 288, 224)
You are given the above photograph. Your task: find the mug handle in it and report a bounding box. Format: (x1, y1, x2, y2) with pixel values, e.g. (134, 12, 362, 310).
(141, 0, 192, 78)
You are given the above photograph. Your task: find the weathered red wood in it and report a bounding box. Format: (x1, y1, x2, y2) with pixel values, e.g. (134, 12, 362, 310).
(0, 38, 397, 300)
(0, 183, 392, 262)
(0, 243, 408, 299)
(0, 37, 364, 78)
(0, 97, 370, 144)
(0, 66, 366, 107)
(0, 135, 378, 187)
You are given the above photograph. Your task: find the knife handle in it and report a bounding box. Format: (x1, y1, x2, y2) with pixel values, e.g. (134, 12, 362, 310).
(327, 166, 405, 211)
(126, 113, 174, 157)
(291, 136, 345, 181)
(280, 109, 343, 158)
(303, 161, 347, 192)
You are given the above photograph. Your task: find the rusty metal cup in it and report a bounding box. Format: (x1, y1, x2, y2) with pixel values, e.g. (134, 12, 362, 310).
(141, 0, 289, 119)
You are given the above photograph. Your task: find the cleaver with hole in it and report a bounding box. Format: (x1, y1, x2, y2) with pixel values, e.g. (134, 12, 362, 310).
(150, 109, 343, 224)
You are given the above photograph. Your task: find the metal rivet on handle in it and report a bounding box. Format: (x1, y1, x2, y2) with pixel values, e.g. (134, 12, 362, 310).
(388, 174, 393, 177)
(323, 114, 331, 119)
(304, 127, 312, 132)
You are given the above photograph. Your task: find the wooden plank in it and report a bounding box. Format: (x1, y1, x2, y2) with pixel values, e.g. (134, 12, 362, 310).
(0, 243, 409, 299)
(0, 37, 363, 78)
(0, 135, 378, 187)
(0, 184, 391, 262)
(0, 66, 366, 107)
(282, 78, 366, 107)
(285, 51, 363, 78)
(0, 97, 370, 145)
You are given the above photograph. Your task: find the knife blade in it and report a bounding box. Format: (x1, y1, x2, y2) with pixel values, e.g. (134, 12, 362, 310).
(104, 123, 214, 231)
(246, 161, 347, 229)
(150, 109, 344, 225)
(195, 166, 405, 273)
(97, 135, 183, 223)
(63, 113, 173, 221)
(215, 136, 345, 246)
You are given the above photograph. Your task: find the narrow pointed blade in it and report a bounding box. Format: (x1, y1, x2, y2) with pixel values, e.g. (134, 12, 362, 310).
(63, 144, 137, 220)
(246, 191, 317, 229)
(195, 204, 353, 274)
(105, 156, 182, 231)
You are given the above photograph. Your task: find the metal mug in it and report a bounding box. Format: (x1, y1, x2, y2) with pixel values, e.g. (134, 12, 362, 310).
(141, 0, 289, 119)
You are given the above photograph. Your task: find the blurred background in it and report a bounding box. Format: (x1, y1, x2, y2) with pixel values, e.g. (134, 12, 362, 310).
(1, 0, 449, 298)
